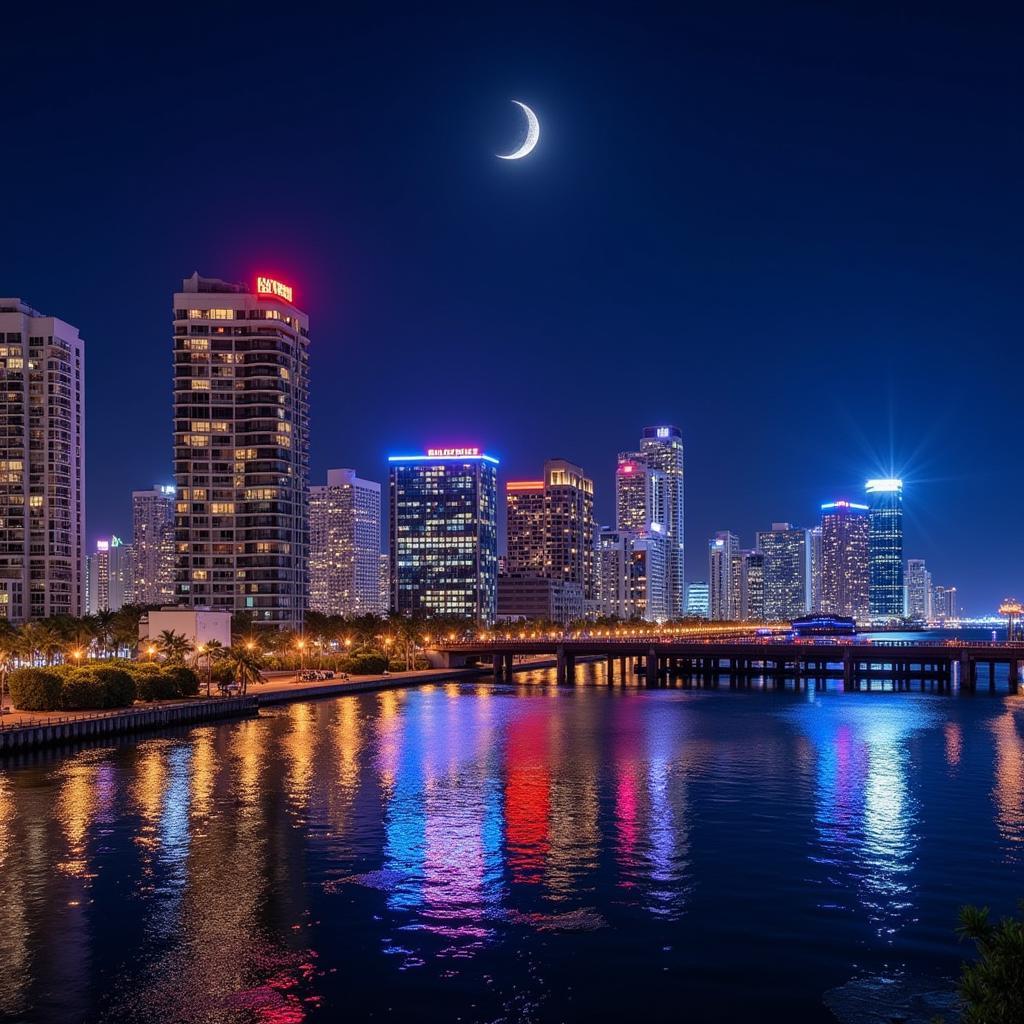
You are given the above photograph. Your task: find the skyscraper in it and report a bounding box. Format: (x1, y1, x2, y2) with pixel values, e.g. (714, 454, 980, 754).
(809, 525, 823, 613)
(757, 523, 811, 620)
(729, 549, 764, 620)
(597, 528, 668, 622)
(172, 273, 309, 629)
(708, 531, 739, 620)
(309, 469, 382, 616)
(0, 298, 85, 621)
(637, 426, 685, 616)
(132, 485, 176, 606)
(504, 460, 597, 618)
(86, 536, 134, 614)
(866, 478, 904, 620)
(819, 500, 870, 621)
(389, 447, 498, 623)
(505, 480, 545, 574)
(905, 558, 932, 623)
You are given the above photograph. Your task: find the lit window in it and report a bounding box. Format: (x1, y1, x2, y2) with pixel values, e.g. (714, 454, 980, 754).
(191, 379, 210, 390)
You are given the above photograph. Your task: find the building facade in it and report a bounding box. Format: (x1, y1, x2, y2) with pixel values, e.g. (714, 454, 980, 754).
(637, 425, 685, 616)
(86, 536, 134, 614)
(729, 549, 764, 620)
(378, 554, 390, 615)
(597, 528, 668, 622)
(931, 584, 957, 623)
(172, 273, 310, 629)
(866, 478, 904, 619)
(389, 447, 498, 624)
(819, 500, 870, 621)
(757, 523, 811, 620)
(497, 573, 584, 624)
(905, 558, 932, 623)
(309, 469, 381, 617)
(132, 485, 176, 606)
(0, 298, 85, 621)
(505, 480, 546, 575)
(708, 531, 739, 620)
(685, 581, 710, 618)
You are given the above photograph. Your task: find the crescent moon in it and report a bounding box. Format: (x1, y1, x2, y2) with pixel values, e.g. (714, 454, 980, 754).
(497, 100, 540, 160)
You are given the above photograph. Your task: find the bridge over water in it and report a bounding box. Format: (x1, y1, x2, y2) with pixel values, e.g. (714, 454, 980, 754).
(429, 638, 1024, 694)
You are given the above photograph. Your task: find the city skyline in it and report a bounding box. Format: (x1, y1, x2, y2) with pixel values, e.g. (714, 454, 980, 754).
(4, 8, 1022, 614)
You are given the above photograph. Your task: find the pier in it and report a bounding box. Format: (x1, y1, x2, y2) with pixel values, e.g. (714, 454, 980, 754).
(431, 638, 1024, 694)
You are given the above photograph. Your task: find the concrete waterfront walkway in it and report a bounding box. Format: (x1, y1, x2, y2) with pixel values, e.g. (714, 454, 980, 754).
(0, 657, 560, 753)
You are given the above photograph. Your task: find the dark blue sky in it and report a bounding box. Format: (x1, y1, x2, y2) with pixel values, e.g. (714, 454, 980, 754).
(4, 5, 1022, 613)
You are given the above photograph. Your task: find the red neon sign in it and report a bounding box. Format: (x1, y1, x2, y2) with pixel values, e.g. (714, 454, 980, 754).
(256, 276, 294, 303)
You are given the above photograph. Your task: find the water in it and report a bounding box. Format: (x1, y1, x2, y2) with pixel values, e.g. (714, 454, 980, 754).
(1, 666, 1022, 1023)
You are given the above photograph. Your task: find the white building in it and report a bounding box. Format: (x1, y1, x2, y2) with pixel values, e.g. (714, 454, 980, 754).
(598, 528, 668, 622)
(637, 426, 685, 616)
(0, 299, 85, 621)
(906, 558, 932, 622)
(708, 531, 739, 620)
(141, 607, 232, 650)
(132, 485, 176, 606)
(309, 469, 382, 616)
(172, 273, 309, 629)
(685, 581, 710, 618)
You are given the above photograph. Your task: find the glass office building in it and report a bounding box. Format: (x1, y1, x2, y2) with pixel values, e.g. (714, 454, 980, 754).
(389, 448, 498, 624)
(866, 478, 904, 619)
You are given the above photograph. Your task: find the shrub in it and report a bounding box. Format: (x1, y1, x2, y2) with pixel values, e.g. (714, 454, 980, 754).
(347, 654, 388, 675)
(61, 669, 107, 710)
(210, 662, 235, 687)
(91, 666, 136, 708)
(164, 665, 200, 697)
(9, 667, 63, 711)
(135, 671, 178, 702)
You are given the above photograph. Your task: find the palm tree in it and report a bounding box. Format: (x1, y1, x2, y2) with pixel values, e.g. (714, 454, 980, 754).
(198, 638, 226, 697)
(93, 608, 117, 657)
(226, 643, 264, 695)
(111, 605, 144, 657)
(156, 629, 192, 665)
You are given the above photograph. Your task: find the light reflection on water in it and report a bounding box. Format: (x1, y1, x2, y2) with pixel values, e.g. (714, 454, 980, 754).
(0, 674, 1022, 1022)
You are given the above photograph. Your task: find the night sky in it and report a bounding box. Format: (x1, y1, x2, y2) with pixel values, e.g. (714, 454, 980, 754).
(4, 5, 1021, 613)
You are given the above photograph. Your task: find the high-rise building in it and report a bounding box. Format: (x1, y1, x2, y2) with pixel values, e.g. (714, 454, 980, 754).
(685, 581, 710, 618)
(505, 460, 597, 619)
(905, 558, 932, 623)
(932, 584, 957, 623)
(866, 478, 904, 620)
(497, 574, 584, 625)
(505, 480, 545, 575)
(0, 298, 85, 621)
(309, 469, 382, 616)
(172, 273, 309, 629)
(809, 526, 823, 612)
(389, 447, 498, 623)
(597, 528, 668, 622)
(86, 536, 134, 614)
(132, 485, 176, 606)
(819, 500, 870, 621)
(757, 523, 811, 620)
(613, 456, 670, 617)
(708, 531, 739, 620)
(637, 426, 685, 616)
(378, 554, 390, 616)
(728, 549, 764, 620)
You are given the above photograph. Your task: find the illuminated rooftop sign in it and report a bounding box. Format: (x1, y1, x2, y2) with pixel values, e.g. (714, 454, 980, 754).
(821, 500, 869, 511)
(389, 448, 499, 465)
(428, 447, 479, 458)
(865, 478, 903, 493)
(255, 276, 294, 303)
(507, 480, 544, 491)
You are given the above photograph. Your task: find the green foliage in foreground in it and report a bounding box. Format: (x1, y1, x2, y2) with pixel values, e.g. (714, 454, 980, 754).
(956, 902, 1024, 1024)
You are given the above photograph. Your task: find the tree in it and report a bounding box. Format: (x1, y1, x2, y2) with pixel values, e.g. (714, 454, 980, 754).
(197, 638, 225, 697)
(225, 643, 264, 695)
(957, 902, 1024, 1023)
(156, 629, 193, 665)
(111, 605, 145, 657)
(93, 608, 117, 656)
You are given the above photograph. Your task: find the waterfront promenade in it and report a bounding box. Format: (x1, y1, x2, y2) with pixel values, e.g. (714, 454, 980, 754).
(0, 657, 562, 753)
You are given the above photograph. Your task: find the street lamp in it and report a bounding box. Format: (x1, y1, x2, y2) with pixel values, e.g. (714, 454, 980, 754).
(296, 638, 306, 673)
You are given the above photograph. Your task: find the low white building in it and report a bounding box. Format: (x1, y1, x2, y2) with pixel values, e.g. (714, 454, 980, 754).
(140, 607, 232, 650)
